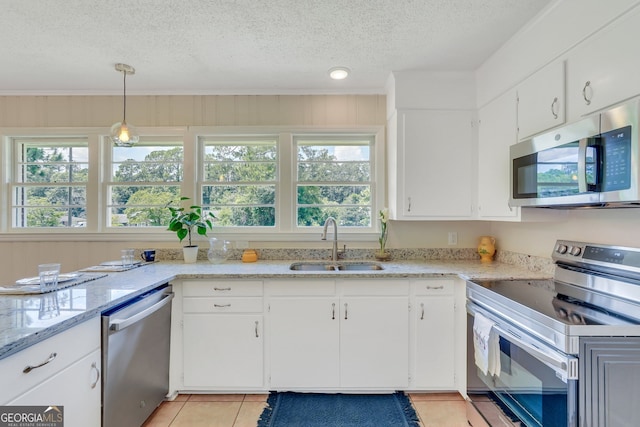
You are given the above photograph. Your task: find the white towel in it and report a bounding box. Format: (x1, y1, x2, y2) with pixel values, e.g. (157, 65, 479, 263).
(473, 312, 501, 377)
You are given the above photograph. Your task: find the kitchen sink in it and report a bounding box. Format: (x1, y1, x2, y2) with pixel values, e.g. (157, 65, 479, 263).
(289, 263, 339, 271)
(337, 262, 384, 271)
(289, 262, 384, 271)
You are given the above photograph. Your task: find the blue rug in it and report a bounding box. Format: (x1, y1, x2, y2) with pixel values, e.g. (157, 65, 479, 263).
(257, 392, 420, 427)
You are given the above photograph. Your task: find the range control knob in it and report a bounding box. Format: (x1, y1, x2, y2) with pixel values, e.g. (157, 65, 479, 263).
(556, 244, 568, 254)
(569, 246, 582, 256)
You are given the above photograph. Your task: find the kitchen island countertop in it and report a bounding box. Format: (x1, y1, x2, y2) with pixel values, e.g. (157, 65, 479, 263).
(0, 259, 550, 360)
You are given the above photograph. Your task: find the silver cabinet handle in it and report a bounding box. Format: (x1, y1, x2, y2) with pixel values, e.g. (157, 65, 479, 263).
(213, 287, 231, 291)
(23, 352, 57, 373)
(214, 303, 231, 308)
(255, 320, 259, 338)
(426, 285, 444, 290)
(344, 303, 348, 320)
(420, 302, 425, 320)
(332, 302, 335, 320)
(407, 197, 412, 212)
(582, 81, 592, 105)
(551, 97, 559, 119)
(90, 361, 100, 389)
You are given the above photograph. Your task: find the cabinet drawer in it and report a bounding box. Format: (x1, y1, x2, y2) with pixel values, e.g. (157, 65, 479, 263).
(183, 280, 263, 297)
(183, 297, 264, 313)
(0, 316, 100, 404)
(266, 280, 336, 296)
(339, 280, 409, 296)
(411, 279, 454, 296)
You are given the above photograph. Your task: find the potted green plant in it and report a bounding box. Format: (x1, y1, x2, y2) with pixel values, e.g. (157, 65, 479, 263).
(167, 197, 215, 263)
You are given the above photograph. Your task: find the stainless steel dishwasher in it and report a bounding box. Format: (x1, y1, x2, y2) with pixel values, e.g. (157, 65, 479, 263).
(102, 284, 173, 427)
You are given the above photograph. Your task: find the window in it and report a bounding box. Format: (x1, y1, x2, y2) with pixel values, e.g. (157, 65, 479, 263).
(295, 135, 374, 228)
(200, 137, 277, 227)
(106, 138, 183, 227)
(3, 126, 382, 237)
(11, 137, 89, 228)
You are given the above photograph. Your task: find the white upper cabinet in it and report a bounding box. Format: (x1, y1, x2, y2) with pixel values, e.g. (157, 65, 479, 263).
(388, 109, 474, 220)
(566, 6, 640, 121)
(517, 61, 566, 140)
(477, 90, 520, 219)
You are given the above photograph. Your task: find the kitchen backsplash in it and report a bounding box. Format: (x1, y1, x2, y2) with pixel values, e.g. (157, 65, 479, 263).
(155, 247, 555, 275)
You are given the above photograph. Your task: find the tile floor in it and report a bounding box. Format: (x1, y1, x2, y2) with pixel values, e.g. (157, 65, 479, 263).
(143, 392, 469, 427)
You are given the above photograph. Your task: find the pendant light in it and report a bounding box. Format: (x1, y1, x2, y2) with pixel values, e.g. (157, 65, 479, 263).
(110, 63, 139, 147)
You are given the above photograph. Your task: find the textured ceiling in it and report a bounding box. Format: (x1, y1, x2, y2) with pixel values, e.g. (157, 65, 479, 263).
(0, 0, 552, 95)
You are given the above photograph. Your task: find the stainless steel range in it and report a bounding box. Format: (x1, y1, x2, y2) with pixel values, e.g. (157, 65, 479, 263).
(466, 240, 640, 427)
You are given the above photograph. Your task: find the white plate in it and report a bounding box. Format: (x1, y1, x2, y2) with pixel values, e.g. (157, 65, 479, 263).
(100, 260, 142, 267)
(16, 273, 83, 286)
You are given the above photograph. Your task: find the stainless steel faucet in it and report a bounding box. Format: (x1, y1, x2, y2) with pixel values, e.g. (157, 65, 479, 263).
(321, 217, 339, 262)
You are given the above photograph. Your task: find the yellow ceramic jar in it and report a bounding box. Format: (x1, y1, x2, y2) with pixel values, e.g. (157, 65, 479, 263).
(477, 236, 496, 262)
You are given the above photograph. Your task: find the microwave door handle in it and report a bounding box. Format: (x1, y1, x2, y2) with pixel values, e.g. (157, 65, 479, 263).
(578, 137, 588, 193)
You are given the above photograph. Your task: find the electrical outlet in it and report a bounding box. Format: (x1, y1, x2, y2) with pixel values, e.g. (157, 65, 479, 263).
(448, 232, 458, 245)
(235, 240, 249, 249)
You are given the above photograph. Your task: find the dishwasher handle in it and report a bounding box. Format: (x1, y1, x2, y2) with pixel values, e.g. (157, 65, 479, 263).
(109, 292, 174, 332)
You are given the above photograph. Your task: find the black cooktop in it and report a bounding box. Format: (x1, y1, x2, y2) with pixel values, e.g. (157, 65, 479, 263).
(470, 279, 638, 327)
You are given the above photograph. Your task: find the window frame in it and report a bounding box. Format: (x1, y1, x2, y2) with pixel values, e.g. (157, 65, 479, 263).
(11, 136, 90, 229)
(1, 129, 102, 234)
(104, 134, 185, 229)
(292, 133, 377, 232)
(0, 125, 385, 241)
(198, 134, 279, 231)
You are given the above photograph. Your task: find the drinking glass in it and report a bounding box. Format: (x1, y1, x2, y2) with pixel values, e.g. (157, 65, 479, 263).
(38, 263, 60, 292)
(121, 249, 135, 267)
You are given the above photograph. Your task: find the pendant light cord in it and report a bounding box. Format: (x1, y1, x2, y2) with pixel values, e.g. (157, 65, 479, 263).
(122, 70, 127, 123)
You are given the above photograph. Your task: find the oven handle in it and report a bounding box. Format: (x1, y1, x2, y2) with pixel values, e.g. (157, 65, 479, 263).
(468, 303, 578, 381)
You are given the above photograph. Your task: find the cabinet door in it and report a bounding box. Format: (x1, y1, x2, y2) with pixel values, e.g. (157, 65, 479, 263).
(477, 90, 520, 219)
(340, 296, 409, 388)
(517, 60, 565, 140)
(9, 349, 101, 427)
(399, 110, 474, 218)
(567, 7, 640, 121)
(183, 314, 263, 388)
(269, 297, 339, 388)
(413, 296, 456, 389)
(581, 337, 640, 426)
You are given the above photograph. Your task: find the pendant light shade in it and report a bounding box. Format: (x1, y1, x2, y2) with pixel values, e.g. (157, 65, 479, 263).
(110, 63, 139, 147)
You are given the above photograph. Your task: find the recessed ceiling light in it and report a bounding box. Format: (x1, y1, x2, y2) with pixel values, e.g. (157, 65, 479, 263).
(329, 67, 350, 80)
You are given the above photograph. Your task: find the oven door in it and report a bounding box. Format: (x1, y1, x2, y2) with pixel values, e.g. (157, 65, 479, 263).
(467, 303, 578, 427)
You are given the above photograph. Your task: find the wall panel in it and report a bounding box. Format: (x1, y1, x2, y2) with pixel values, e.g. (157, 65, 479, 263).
(0, 94, 386, 128)
(0, 94, 387, 282)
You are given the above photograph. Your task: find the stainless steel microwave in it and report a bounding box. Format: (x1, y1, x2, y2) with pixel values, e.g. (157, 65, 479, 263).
(510, 99, 640, 208)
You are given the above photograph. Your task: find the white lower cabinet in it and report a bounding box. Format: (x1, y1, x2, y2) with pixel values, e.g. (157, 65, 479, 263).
(181, 280, 264, 390)
(340, 296, 409, 388)
(0, 317, 101, 427)
(175, 277, 461, 393)
(413, 297, 456, 388)
(269, 297, 340, 388)
(183, 314, 263, 388)
(267, 279, 409, 390)
(411, 280, 456, 389)
(8, 349, 101, 427)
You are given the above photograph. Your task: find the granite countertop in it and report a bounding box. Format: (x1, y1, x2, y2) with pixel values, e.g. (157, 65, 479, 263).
(0, 259, 551, 361)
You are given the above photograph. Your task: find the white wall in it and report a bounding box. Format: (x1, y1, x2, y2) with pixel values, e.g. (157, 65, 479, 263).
(489, 209, 640, 257)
